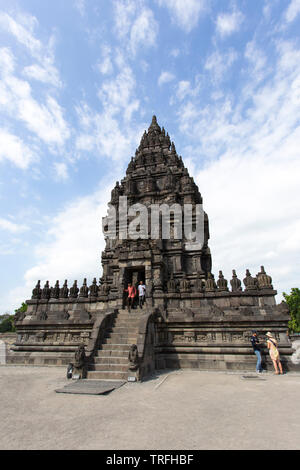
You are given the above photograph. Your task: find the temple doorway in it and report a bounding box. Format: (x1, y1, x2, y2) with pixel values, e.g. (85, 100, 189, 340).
(124, 266, 145, 289)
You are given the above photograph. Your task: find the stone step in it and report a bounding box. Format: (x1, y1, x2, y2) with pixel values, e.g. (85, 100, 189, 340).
(104, 334, 136, 343)
(109, 327, 139, 334)
(93, 356, 128, 365)
(89, 363, 128, 372)
(87, 370, 128, 380)
(100, 344, 130, 351)
(96, 349, 128, 357)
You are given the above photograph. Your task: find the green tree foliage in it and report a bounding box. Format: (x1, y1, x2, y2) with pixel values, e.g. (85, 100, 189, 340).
(283, 288, 300, 333)
(0, 315, 15, 333)
(0, 303, 28, 333)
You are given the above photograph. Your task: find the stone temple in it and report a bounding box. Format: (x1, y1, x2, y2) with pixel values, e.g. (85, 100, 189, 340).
(10, 116, 296, 379)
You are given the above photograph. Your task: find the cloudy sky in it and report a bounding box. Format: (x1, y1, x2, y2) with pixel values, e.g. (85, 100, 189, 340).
(0, 0, 300, 313)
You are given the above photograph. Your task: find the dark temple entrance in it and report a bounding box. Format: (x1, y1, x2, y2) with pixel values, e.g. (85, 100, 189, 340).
(124, 267, 145, 288)
(123, 267, 145, 309)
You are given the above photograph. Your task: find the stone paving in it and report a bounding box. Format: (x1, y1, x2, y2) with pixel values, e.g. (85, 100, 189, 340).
(0, 365, 299, 450)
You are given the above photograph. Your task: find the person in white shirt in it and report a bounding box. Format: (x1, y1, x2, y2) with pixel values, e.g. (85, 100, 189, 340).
(138, 281, 146, 308)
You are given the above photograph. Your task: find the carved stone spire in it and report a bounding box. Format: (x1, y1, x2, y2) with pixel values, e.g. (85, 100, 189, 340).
(205, 272, 216, 292)
(32, 280, 41, 300)
(89, 278, 99, 298)
(217, 271, 228, 292)
(50, 280, 60, 299)
(256, 266, 273, 289)
(243, 269, 258, 291)
(59, 280, 69, 299)
(69, 280, 79, 299)
(79, 278, 89, 298)
(41, 281, 51, 300)
(230, 270, 242, 292)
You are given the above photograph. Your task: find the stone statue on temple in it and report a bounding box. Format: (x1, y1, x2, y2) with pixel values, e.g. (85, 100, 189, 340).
(230, 270, 242, 292)
(217, 271, 229, 292)
(256, 266, 273, 289)
(243, 270, 258, 290)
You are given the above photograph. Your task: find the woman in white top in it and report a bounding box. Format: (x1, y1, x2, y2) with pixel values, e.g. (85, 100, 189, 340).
(266, 332, 283, 375)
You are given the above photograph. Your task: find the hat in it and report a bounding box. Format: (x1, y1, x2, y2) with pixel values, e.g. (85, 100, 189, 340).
(266, 332, 274, 338)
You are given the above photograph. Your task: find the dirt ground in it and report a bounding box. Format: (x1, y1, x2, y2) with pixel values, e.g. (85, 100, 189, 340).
(0, 365, 299, 450)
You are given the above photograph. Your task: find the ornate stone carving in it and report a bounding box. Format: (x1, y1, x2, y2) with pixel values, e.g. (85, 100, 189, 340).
(217, 271, 228, 292)
(128, 344, 139, 371)
(32, 280, 41, 300)
(256, 266, 273, 289)
(230, 270, 242, 292)
(193, 273, 204, 293)
(179, 278, 191, 293)
(50, 281, 60, 299)
(167, 273, 177, 293)
(243, 270, 258, 291)
(89, 278, 99, 298)
(59, 280, 69, 299)
(79, 278, 89, 298)
(41, 281, 51, 300)
(205, 273, 216, 292)
(69, 280, 79, 299)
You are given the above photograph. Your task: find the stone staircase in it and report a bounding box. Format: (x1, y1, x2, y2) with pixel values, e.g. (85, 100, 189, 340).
(87, 309, 141, 380)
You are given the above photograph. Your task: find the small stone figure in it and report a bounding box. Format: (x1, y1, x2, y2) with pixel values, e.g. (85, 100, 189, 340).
(230, 270, 242, 292)
(205, 273, 216, 292)
(217, 271, 229, 292)
(59, 280, 69, 299)
(69, 280, 79, 299)
(128, 344, 139, 371)
(50, 281, 60, 299)
(79, 278, 89, 298)
(32, 280, 42, 300)
(73, 344, 86, 379)
(41, 281, 51, 300)
(256, 266, 273, 290)
(89, 278, 99, 298)
(243, 270, 258, 291)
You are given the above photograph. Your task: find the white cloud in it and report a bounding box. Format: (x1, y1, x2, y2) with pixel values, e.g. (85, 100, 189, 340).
(54, 162, 69, 181)
(0, 217, 29, 233)
(204, 48, 238, 82)
(177, 40, 300, 298)
(0, 129, 37, 169)
(75, 0, 86, 16)
(0, 12, 61, 88)
(0, 47, 70, 150)
(285, 0, 300, 23)
(158, 71, 175, 86)
(157, 0, 208, 32)
(114, 1, 158, 55)
(216, 8, 244, 38)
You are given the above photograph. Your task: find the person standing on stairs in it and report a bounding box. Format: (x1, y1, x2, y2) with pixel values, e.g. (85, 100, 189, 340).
(138, 280, 146, 309)
(124, 283, 136, 312)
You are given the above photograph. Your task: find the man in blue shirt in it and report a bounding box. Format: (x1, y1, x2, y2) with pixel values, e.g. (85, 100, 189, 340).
(251, 330, 264, 373)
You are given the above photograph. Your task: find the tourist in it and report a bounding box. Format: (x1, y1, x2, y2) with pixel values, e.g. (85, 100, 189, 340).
(138, 281, 146, 308)
(124, 283, 136, 312)
(266, 332, 283, 375)
(250, 330, 264, 373)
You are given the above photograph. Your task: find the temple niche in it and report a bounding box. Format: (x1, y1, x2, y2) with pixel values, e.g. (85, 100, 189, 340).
(9, 116, 298, 379)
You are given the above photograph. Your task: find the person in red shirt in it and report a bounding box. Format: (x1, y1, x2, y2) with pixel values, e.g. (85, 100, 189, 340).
(124, 283, 136, 312)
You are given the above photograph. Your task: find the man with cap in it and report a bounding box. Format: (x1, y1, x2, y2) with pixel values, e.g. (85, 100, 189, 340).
(250, 330, 264, 373)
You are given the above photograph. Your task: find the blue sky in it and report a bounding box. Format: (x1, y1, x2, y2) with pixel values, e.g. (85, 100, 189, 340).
(0, 0, 300, 313)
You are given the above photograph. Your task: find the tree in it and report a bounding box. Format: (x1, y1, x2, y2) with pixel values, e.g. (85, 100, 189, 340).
(0, 315, 15, 333)
(283, 288, 300, 333)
